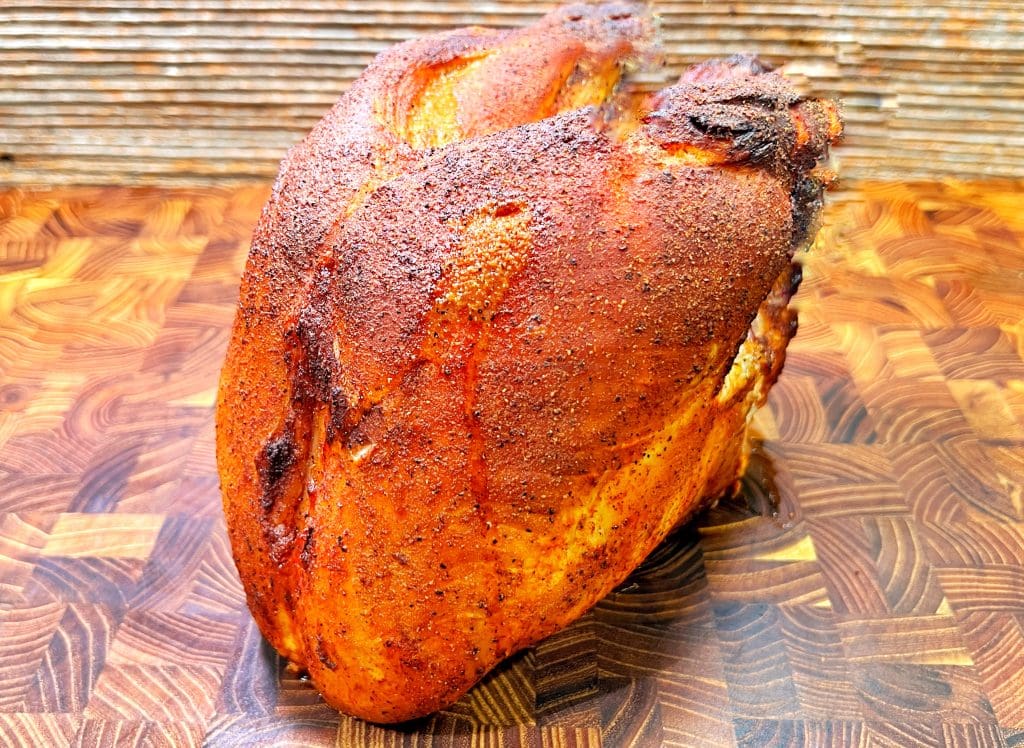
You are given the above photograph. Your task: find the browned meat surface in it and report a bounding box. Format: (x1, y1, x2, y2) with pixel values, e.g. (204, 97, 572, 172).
(216, 1, 842, 723)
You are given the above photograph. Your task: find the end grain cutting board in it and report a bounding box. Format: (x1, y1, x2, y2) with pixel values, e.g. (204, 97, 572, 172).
(0, 180, 1023, 747)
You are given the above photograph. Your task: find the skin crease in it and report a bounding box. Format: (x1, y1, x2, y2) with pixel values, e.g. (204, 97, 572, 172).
(216, 1, 842, 724)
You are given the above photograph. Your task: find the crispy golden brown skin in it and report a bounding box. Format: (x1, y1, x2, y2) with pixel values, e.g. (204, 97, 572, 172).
(216, 1, 841, 723)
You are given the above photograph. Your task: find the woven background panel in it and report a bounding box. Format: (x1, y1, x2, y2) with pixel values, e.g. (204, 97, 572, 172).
(1, 181, 1023, 745)
(2, 0, 1023, 186)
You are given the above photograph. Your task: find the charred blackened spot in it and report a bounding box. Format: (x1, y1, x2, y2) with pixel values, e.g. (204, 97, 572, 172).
(299, 526, 315, 567)
(315, 634, 338, 671)
(329, 385, 350, 440)
(257, 433, 297, 512)
(731, 120, 782, 164)
(649, 96, 787, 166)
(294, 306, 336, 401)
(788, 262, 804, 295)
(687, 112, 753, 140)
(288, 294, 350, 440)
(688, 103, 789, 165)
(790, 175, 824, 249)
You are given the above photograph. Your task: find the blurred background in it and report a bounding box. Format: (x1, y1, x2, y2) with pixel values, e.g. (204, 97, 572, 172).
(2, 0, 1022, 186)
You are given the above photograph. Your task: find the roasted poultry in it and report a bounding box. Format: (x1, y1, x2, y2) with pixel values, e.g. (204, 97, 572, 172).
(216, 1, 842, 723)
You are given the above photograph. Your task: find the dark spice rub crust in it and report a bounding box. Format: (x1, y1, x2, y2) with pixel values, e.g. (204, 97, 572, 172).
(217, 1, 841, 723)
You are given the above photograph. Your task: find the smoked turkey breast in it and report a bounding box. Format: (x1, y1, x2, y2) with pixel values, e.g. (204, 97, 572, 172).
(217, 1, 842, 723)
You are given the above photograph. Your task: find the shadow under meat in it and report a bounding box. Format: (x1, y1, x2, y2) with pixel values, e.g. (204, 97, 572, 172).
(246, 441, 788, 741)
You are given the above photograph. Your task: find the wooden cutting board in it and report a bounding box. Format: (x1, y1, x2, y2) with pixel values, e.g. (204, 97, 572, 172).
(1, 181, 1022, 747)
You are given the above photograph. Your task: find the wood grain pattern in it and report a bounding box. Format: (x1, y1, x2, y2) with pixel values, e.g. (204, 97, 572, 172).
(2, 1, 1024, 186)
(1, 180, 1024, 746)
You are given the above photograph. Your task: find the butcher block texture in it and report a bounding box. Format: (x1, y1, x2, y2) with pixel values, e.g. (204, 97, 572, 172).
(2, 179, 1024, 746)
(2, 0, 1024, 186)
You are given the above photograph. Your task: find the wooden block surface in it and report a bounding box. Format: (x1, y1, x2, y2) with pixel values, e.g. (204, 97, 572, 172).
(1, 180, 1023, 746)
